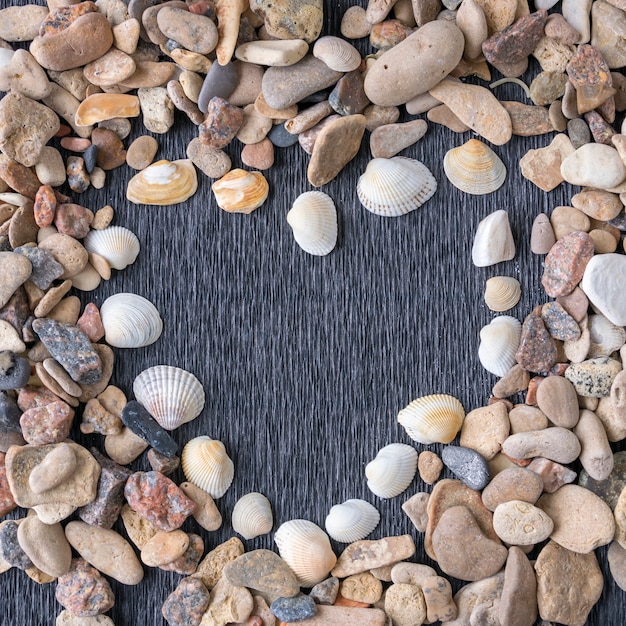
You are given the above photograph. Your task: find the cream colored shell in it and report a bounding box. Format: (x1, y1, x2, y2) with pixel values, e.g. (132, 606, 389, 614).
(211, 169, 269, 214)
(324, 499, 380, 543)
(484, 276, 521, 312)
(231, 492, 273, 539)
(100, 293, 163, 348)
(478, 315, 522, 377)
(397, 394, 465, 444)
(287, 191, 338, 256)
(365, 443, 418, 499)
(126, 159, 198, 206)
(313, 36, 362, 72)
(472, 209, 516, 267)
(181, 437, 234, 499)
(83, 226, 140, 271)
(443, 138, 506, 195)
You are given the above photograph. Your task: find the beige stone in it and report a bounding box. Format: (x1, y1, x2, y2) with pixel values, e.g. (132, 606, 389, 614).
(120, 503, 158, 549)
(384, 583, 426, 626)
(141, 530, 189, 567)
(493, 500, 554, 545)
(104, 426, 148, 465)
(340, 572, 383, 604)
(179, 481, 222, 531)
(520, 133, 575, 192)
(460, 403, 509, 460)
(194, 537, 245, 589)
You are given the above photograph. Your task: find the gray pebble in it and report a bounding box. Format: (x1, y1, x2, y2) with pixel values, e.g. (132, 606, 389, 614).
(268, 123, 299, 148)
(198, 61, 238, 113)
(83, 145, 98, 174)
(0, 520, 32, 570)
(442, 445, 490, 490)
(270, 595, 316, 622)
(0, 351, 30, 391)
(0, 391, 21, 432)
(13, 246, 63, 291)
(567, 118, 591, 149)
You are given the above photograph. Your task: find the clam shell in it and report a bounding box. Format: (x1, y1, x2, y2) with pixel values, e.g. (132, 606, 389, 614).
(443, 139, 506, 195)
(471, 209, 516, 267)
(313, 36, 362, 72)
(478, 315, 522, 376)
(357, 157, 437, 217)
(398, 394, 465, 444)
(83, 226, 140, 270)
(181, 436, 234, 498)
(100, 293, 163, 348)
(231, 492, 273, 539)
(127, 159, 198, 206)
(588, 313, 626, 357)
(274, 519, 337, 587)
(133, 365, 205, 431)
(484, 276, 521, 312)
(287, 191, 338, 256)
(324, 499, 380, 543)
(365, 443, 418, 499)
(212, 169, 269, 214)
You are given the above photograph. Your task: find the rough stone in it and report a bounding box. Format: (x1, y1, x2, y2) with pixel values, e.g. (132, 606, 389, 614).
(515, 312, 558, 374)
(270, 596, 316, 622)
(162, 577, 211, 626)
(339, 572, 383, 604)
(55, 558, 115, 617)
(565, 356, 622, 397)
(384, 583, 427, 626)
(194, 536, 244, 590)
(249, 0, 323, 42)
(441, 446, 490, 491)
(498, 547, 537, 626)
(121, 400, 178, 457)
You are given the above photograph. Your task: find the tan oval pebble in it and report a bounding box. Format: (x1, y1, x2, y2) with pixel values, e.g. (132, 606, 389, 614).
(186, 138, 232, 179)
(502, 426, 581, 464)
(35, 146, 66, 187)
(0, 49, 52, 100)
(339, 572, 383, 604)
(492, 500, 554, 545)
(573, 408, 614, 481)
(38, 233, 88, 278)
(608, 540, 626, 591)
(530, 213, 556, 254)
(90, 166, 106, 190)
(141, 529, 190, 567)
(401, 492, 429, 532)
(384, 583, 427, 626)
(341, 6, 372, 39)
(417, 450, 443, 485)
(179, 70, 203, 103)
(17, 516, 71, 578)
(33, 280, 72, 318)
(104, 426, 149, 465)
(550, 205, 590, 240)
(83, 49, 136, 87)
(481, 467, 545, 511)
(535, 375, 579, 428)
(98, 117, 132, 140)
(179, 481, 222, 531)
(0, 5, 50, 42)
(236, 39, 309, 67)
(92, 205, 115, 230)
(590, 228, 618, 253)
(112, 17, 140, 55)
(370, 119, 428, 159)
(126, 135, 159, 170)
(0, 320, 25, 353)
(237, 104, 273, 145)
(390, 562, 437, 586)
(157, 7, 218, 55)
(571, 188, 623, 221)
(561, 143, 626, 190)
(241, 138, 274, 171)
(28, 442, 77, 494)
(456, 0, 488, 60)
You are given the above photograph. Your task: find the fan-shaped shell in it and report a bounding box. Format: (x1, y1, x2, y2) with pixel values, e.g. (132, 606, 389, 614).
(100, 293, 163, 348)
(133, 365, 205, 430)
(357, 157, 437, 217)
(398, 394, 465, 444)
(324, 499, 380, 543)
(313, 36, 361, 72)
(472, 209, 516, 267)
(588, 313, 626, 357)
(181, 436, 234, 498)
(211, 169, 269, 214)
(365, 443, 418, 499)
(443, 139, 506, 195)
(83, 226, 140, 270)
(126, 159, 198, 205)
(484, 276, 521, 312)
(286, 191, 338, 256)
(274, 520, 337, 587)
(232, 492, 273, 539)
(478, 315, 522, 377)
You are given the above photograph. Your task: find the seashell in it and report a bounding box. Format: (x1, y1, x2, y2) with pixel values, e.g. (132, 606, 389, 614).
(286, 191, 337, 256)
(212, 168, 269, 214)
(484, 276, 521, 312)
(126, 159, 198, 206)
(324, 499, 380, 543)
(274, 519, 337, 586)
(397, 394, 465, 444)
(100, 293, 163, 348)
(471, 209, 516, 267)
(357, 157, 437, 217)
(75, 93, 140, 126)
(133, 365, 205, 431)
(83, 226, 140, 270)
(313, 36, 362, 72)
(365, 443, 418, 499)
(478, 315, 522, 377)
(588, 313, 626, 357)
(181, 436, 234, 498)
(443, 139, 506, 195)
(231, 492, 273, 539)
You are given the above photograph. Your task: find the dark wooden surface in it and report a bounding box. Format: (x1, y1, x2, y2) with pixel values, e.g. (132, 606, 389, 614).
(1, 0, 626, 624)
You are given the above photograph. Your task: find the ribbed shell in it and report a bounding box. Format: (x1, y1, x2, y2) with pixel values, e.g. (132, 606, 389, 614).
(365, 443, 418, 498)
(324, 499, 380, 543)
(181, 437, 234, 499)
(100, 293, 163, 348)
(398, 394, 465, 444)
(126, 159, 198, 206)
(357, 157, 437, 217)
(443, 139, 506, 195)
(484, 276, 521, 312)
(478, 316, 522, 377)
(83, 226, 140, 270)
(231, 492, 273, 539)
(286, 191, 338, 256)
(313, 36, 362, 72)
(471, 209, 516, 267)
(133, 365, 205, 430)
(211, 169, 269, 214)
(588, 313, 626, 357)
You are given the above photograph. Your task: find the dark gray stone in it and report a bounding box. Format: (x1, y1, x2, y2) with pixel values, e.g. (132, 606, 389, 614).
(0, 520, 33, 570)
(198, 61, 238, 114)
(0, 352, 30, 391)
(567, 117, 591, 149)
(83, 145, 98, 174)
(268, 123, 299, 148)
(13, 246, 63, 290)
(121, 400, 178, 457)
(0, 391, 22, 431)
(441, 445, 490, 491)
(270, 595, 316, 622)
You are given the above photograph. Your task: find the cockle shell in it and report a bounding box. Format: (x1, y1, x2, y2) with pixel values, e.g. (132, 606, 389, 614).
(357, 157, 437, 217)
(181, 437, 234, 498)
(232, 492, 273, 539)
(100, 293, 163, 348)
(478, 315, 522, 376)
(126, 159, 198, 206)
(397, 394, 465, 444)
(83, 226, 140, 270)
(471, 209, 516, 267)
(75, 93, 140, 126)
(365, 443, 418, 499)
(286, 191, 338, 256)
(274, 519, 337, 587)
(313, 36, 362, 72)
(133, 365, 204, 431)
(324, 499, 380, 543)
(484, 276, 521, 312)
(588, 313, 626, 357)
(443, 139, 506, 195)
(211, 168, 269, 214)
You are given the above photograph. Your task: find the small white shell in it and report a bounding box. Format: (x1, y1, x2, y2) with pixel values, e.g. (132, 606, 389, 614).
(398, 394, 465, 444)
(472, 209, 516, 267)
(325, 499, 380, 543)
(287, 191, 338, 256)
(484, 276, 521, 312)
(100, 293, 163, 348)
(83, 226, 140, 270)
(133, 365, 205, 431)
(181, 437, 234, 499)
(231, 492, 273, 539)
(365, 443, 418, 499)
(478, 315, 522, 377)
(588, 313, 626, 357)
(357, 157, 437, 217)
(313, 36, 362, 72)
(443, 139, 506, 195)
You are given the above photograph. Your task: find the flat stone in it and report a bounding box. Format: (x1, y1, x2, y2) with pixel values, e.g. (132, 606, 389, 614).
(363, 103, 400, 130)
(565, 356, 622, 397)
(126, 135, 159, 170)
(0, 252, 31, 310)
(608, 540, 626, 591)
(542, 300, 581, 341)
(441, 446, 490, 491)
(186, 138, 231, 179)
(138, 86, 174, 134)
(162, 577, 211, 626)
(447, 573, 504, 626)
(390, 562, 437, 586)
(574, 408, 614, 481)
(592, 1, 626, 68)
(341, 6, 371, 38)
(535, 374, 579, 428)
(493, 500, 554, 545)
(280, 605, 386, 626)
(384, 583, 426, 626)
(199, 97, 244, 149)
(198, 61, 238, 114)
(529, 70, 568, 106)
(55, 558, 115, 617)
(249, 0, 323, 42)
(339, 572, 382, 604)
(0, 520, 32, 569)
(17, 516, 71, 578)
(159, 532, 203, 576)
(532, 36, 576, 73)
(502, 101, 553, 136)
(91, 127, 126, 171)
(105, 426, 149, 465)
(157, 7, 218, 54)
(427, 103, 471, 132)
(561, 143, 626, 189)
(581, 253, 626, 326)
(194, 536, 244, 590)
(241, 138, 274, 170)
(121, 400, 178, 457)
(499, 547, 537, 626)
(542, 230, 594, 298)
(38, 233, 88, 279)
(417, 450, 443, 485)
(310, 576, 339, 604)
(502, 427, 581, 464)
(236, 39, 308, 67)
(493, 365, 530, 399)
(199, 576, 254, 625)
(369, 119, 428, 159)
(0, 5, 49, 41)
(460, 403, 509, 460)
(482, 467, 544, 511)
(421, 575, 457, 622)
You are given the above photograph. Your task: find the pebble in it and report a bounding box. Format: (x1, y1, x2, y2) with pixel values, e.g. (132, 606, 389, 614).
(55, 558, 115, 617)
(193, 536, 243, 589)
(0, 520, 32, 569)
(157, 7, 218, 54)
(241, 138, 274, 170)
(515, 312, 557, 374)
(401, 492, 429, 532)
(271, 596, 316, 622)
(54, 203, 94, 239)
(198, 61, 238, 114)
(482, 467, 544, 511)
(15, 245, 63, 291)
(565, 356, 622, 397)
(199, 97, 244, 149)
(236, 39, 309, 67)
(581, 253, 626, 326)
(459, 403, 509, 460)
(17, 515, 71, 578)
(147, 449, 179, 475)
(363, 104, 400, 131)
(421, 575, 457, 622)
(448, 572, 504, 626)
(310, 576, 339, 604)
(499, 547, 537, 626)
(162, 577, 211, 626)
(545, 12, 580, 45)
(369, 119, 428, 159)
(251, 0, 323, 42)
(186, 138, 231, 179)
(542, 299, 581, 342)
(0, 49, 52, 100)
(138, 86, 174, 134)
(574, 408, 614, 480)
(329, 70, 369, 116)
(492, 365, 530, 399)
(120, 503, 157, 550)
(533, 36, 576, 74)
(283, 605, 385, 625)
(121, 400, 178, 457)
(493, 499, 554, 545)
(267, 123, 299, 148)
(541, 230, 594, 298)
(384, 583, 426, 626)
(535, 373, 579, 428)
(608, 540, 626, 591)
(0, 352, 32, 391)
(0, 320, 25, 353)
(141, 529, 189, 567)
(503, 426, 582, 464)
(77, 303, 105, 343)
(0, 5, 49, 41)
(19, 400, 73, 445)
(529, 70, 568, 106)
(561, 142, 626, 189)
(105, 426, 149, 465)
(201, 576, 254, 624)
(340, 572, 382, 604)
(417, 450, 443, 485)
(527, 457, 576, 494)
(341, 6, 371, 38)
(167, 80, 204, 125)
(161, 532, 201, 575)
(441, 446, 490, 491)
(56, 612, 114, 626)
(503, 101, 553, 136)
(35, 146, 66, 187)
(179, 481, 222, 531)
(0, 252, 31, 308)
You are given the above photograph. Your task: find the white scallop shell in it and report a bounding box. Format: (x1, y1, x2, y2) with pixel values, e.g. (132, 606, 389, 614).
(133, 365, 205, 430)
(484, 276, 521, 312)
(286, 191, 338, 256)
(478, 315, 522, 377)
(472, 209, 516, 267)
(588, 313, 626, 357)
(443, 139, 506, 195)
(181, 436, 234, 498)
(324, 499, 380, 543)
(274, 519, 337, 587)
(357, 157, 437, 217)
(83, 226, 140, 270)
(231, 492, 273, 539)
(365, 443, 418, 499)
(398, 394, 465, 444)
(313, 36, 362, 72)
(100, 293, 163, 348)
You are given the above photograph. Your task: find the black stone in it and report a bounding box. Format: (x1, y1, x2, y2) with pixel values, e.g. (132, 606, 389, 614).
(198, 61, 238, 114)
(0, 521, 33, 570)
(441, 445, 490, 491)
(268, 123, 299, 148)
(83, 145, 98, 174)
(270, 596, 316, 622)
(13, 246, 63, 291)
(0, 352, 30, 391)
(121, 400, 178, 458)
(0, 392, 22, 432)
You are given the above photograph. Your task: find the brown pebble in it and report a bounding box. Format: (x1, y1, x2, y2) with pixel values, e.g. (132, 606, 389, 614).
(126, 135, 159, 170)
(426, 104, 471, 133)
(91, 128, 127, 171)
(199, 97, 244, 149)
(417, 450, 442, 485)
(66, 156, 90, 193)
(241, 138, 274, 170)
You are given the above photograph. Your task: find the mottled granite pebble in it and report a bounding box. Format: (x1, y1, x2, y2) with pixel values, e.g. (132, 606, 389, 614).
(162, 576, 211, 626)
(0, 520, 32, 569)
(55, 558, 115, 617)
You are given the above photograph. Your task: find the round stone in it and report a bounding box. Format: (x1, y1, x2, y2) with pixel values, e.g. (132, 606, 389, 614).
(492, 500, 554, 545)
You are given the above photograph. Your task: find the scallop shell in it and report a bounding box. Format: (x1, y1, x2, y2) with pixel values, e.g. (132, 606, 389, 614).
(83, 226, 140, 270)
(126, 159, 198, 205)
(324, 499, 380, 543)
(231, 492, 273, 539)
(286, 191, 338, 256)
(478, 315, 522, 377)
(211, 169, 269, 214)
(133, 365, 205, 431)
(313, 36, 362, 72)
(100, 293, 163, 348)
(443, 139, 506, 195)
(357, 157, 437, 217)
(398, 394, 465, 444)
(588, 313, 626, 357)
(274, 520, 337, 587)
(471, 209, 516, 267)
(181, 436, 234, 498)
(484, 276, 521, 312)
(365, 443, 418, 499)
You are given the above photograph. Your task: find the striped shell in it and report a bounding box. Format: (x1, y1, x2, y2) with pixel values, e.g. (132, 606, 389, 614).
(313, 36, 362, 72)
(443, 139, 506, 195)
(357, 157, 437, 217)
(127, 159, 198, 205)
(287, 191, 338, 256)
(398, 394, 465, 444)
(588, 313, 626, 357)
(133, 365, 205, 430)
(478, 315, 522, 377)
(365, 443, 418, 499)
(83, 226, 140, 270)
(181, 437, 234, 498)
(484, 276, 521, 312)
(100, 293, 163, 348)
(211, 169, 269, 214)
(472, 209, 516, 267)
(324, 499, 380, 543)
(231, 492, 273, 539)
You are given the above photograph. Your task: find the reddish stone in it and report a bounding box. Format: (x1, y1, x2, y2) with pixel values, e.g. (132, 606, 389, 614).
(147, 449, 180, 476)
(541, 301, 581, 341)
(17, 385, 61, 411)
(241, 138, 274, 170)
(162, 577, 210, 626)
(0, 286, 30, 336)
(516, 313, 557, 374)
(19, 400, 74, 444)
(527, 457, 577, 493)
(0, 459, 16, 516)
(34, 184, 57, 228)
(0, 159, 40, 199)
(91, 128, 127, 171)
(54, 203, 94, 239)
(189, 0, 214, 16)
(370, 19, 412, 50)
(66, 156, 90, 193)
(199, 97, 244, 149)
(584, 109, 615, 144)
(550, 363, 570, 376)
(525, 376, 543, 405)
(160, 533, 204, 575)
(55, 124, 72, 138)
(60, 137, 92, 152)
(77, 302, 105, 342)
(39, 1, 99, 37)
(566, 44, 615, 114)
(55, 558, 115, 617)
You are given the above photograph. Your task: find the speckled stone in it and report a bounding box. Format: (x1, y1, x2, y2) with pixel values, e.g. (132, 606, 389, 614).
(157, 7, 218, 54)
(199, 97, 244, 149)
(515, 312, 557, 374)
(13, 246, 63, 291)
(328, 70, 368, 116)
(565, 356, 622, 397)
(541, 301, 580, 342)
(194, 536, 244, 589)
(270, 596, 316, 622)
(19, 400, 73, 445)
(441, 446, 490, 491)
(370, 119, 428, 159)
(417, 450, 443, 485)
(250, 0, 323, 42)
(339, 571, 382, 604)
(309, 577, 339, 605)
(55, 558, 115, 617)
(66, 156, 90, 194)
(369, 18, 412, 50)
(200, 576, 254, 624)
(162, 576, 211, 626)
(54, 203, 94, 239)
(0, 351, 30, 391)
(159, 532, 204, 575)
(529, 70, 568, 106)
(567, 43, 614, 114)
(0, 520, 33, 569)
(186, 138, 231, 179)
(542, 231, 594, 298)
